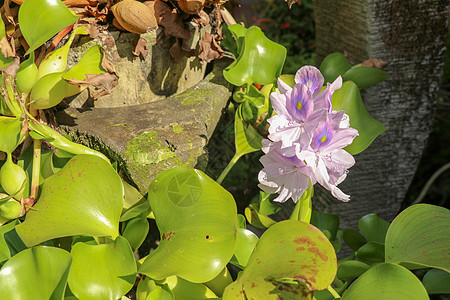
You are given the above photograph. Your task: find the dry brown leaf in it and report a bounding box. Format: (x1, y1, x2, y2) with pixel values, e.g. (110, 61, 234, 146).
(62, 0, 92, 7)
(153, 0, 171, 22)
(284, 0, 301, 9)
(194, 10, 210, 26)
(158, 8, 190, 39)
(361, 58, 389, 70)
(198, 31, 223, 63)
(169, 39, 197, 62)
(178, 0, 205, 14)
(67, 73, 119, 98)
(132, 36, 149, 58)
(0, 57, 19, 76)
(0, 36, 15, 58)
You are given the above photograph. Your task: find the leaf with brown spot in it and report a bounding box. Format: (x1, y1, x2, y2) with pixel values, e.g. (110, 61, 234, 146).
(223, 220, 337, 299)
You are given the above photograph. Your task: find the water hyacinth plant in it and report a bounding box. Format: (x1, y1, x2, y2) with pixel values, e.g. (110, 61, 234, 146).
(0, 0, 448, 299)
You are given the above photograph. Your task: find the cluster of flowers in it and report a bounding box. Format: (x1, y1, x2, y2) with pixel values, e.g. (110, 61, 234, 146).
(258, 66, 358, 203)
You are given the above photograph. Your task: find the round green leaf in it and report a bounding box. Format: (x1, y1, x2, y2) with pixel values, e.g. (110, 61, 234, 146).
(121, 216, 149, 251)
(16, 154, 123, 247)
(332, 80, 386, 155)
(16, 52, 38, 94)
(0, 246, 72, 299)
(68, 236, 137, 300)
(341, 263, 429, 300)
(422, 268, 450, 294)
(319, 52, 351, 84)
(139, 168, 237, 283)
(385, 204, 450, 272)
(62, 45, 105, 81)
(18, 0, 78, 55)
(223, 26, 287, 87)
(337, 260, 371, 281)
(343, 228, 366, 252)
(162, 276, 218, 299)
(358, 213, 390, 244)
(223, 220, 337, 300)
(355, 241, 385, 262)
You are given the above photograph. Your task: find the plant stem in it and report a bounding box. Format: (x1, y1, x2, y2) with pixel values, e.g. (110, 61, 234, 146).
(216, 153, 240, 185)
(327, 285, 341, 299)
(30, 139, 41, 200)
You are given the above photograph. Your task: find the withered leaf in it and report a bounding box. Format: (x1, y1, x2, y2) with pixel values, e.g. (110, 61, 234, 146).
(285, 0, 301, 9)
(66, 73, 119, 99)
(0, 57, 20, 77)
(0, 36, 15, 58)
(132, 36, 149, 58)
(194, 10, 210, 26)
(198, 31, 223, 63)
(158, 8, 191, 39)
(361, 58, 389, 70)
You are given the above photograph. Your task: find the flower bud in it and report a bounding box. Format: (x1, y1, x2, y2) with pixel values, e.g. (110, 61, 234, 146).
(0, 153, 27, 199)
(0, 199, 22, 220)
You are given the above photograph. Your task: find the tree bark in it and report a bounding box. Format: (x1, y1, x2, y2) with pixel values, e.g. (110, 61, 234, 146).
(309, 0, 449, 228)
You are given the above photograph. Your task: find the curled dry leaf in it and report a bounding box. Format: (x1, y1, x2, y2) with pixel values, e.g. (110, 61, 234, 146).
(132, 36, 149, 58)
(361, 58, 389, 70)
(158, 7, 190, 39)
(152, 0, 172, 23)
(198, 31, 223, 63)
(0, 56, 19, 76)
(178, 0, 205, 15)
(194, 10, 210, 26)
(111, 0, 157, 34)
(0, 36, 15, 58)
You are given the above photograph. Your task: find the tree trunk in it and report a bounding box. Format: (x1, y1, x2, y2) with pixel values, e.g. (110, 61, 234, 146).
(309, 0, 449, 228)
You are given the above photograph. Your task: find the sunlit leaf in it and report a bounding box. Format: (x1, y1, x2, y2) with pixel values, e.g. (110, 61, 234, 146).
(234, 105, 263, 159)
(16, 154, 123, 247)
(0, 246, 72, 299)
(18, 0, 78, 54)
(121, 216, 149, 251)
(162, 276, 218, 299)
(204, 267, 233, 297)
(225, 24, 248, 58)
(223, 26, 286, 87)
(385, 204, 450, 272)
(16, 52, 38, 94)
(342, 66, 389, 89)
(139, 168, 237, 283)
(0, 220, 18, 263)
(244, 203, 277, 229)
(62, 45, 105, 81)
(229, 228, 259, 269)
(68, 236, 137, 300)
(0, 116, 23, 154)
(223, 220, 337, 299)
(341, 263, 429, 300)
(355, 241, 385, 262)
(332, 81, 385, 155)
(319, 52, 351, 84)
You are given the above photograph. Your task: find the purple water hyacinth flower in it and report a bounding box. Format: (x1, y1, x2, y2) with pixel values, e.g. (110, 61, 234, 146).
(258, 140, 316, 203)
(299, 111, 358, 202)
(259, 65, 358, 202)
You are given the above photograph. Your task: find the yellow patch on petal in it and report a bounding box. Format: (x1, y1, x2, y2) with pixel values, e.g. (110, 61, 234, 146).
(296, 101, 303, 111)
(320, 135, 327, 143)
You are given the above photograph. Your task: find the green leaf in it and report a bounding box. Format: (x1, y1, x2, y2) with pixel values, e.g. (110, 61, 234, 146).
(332, 81, 385, 155)
(62, 45, 106, 81)
(341, 263, 429, 300)
(229, 228, 259, 269)
(422, 269, 450, 294)
(385, 204, 450, 272)
(358, 213, 390, 244)
(223, 26, 286, 87)
(18, 0, 78, 55)
(234, 105, 263, 159)
(29, 71, 81, 110)
(337, 260, 371, 281)
(122, 180, 144, 210)
(139, 168, 237, 283)
(68, 236, 137, 300)
(16, 52, 38, 94)
(223, 220, 337, 299)
(121, 216, 149, 251)
(0, 116, 23, 154)
(226, 24, 248, 57)
(311, 210, 339, 241)
(204, 267, 233, 297)
(0, 246, 72, 299)
(319, 53, 351, 84)
(161, 276, 218, 299)
(16, 154, 123, 247)
(343, 229, 366, 252)
(244, 203, 277, 229)
(0, 220, 19, 263)
(355, 241, 385, 262)
(257, 191, 281, 216)
(342, 66, 389, 89)
(38, 26, 88, 79)
(220, 24, 239, 58)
